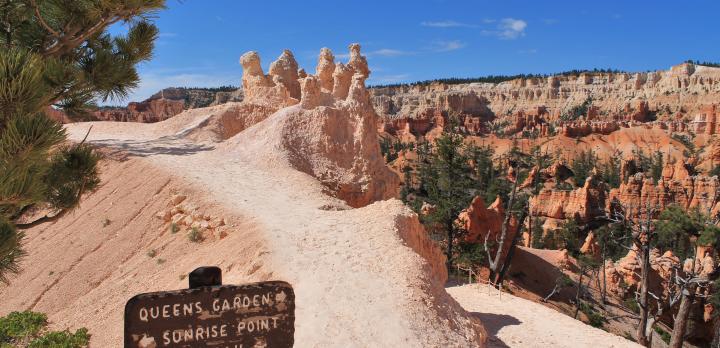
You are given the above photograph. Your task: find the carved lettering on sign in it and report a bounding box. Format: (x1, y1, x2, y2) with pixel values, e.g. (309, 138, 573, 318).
(124, 281, 294, 348)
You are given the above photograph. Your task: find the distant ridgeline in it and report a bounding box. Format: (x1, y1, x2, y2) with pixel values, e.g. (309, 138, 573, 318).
(368, 68, 628, 89)
(685, 60, 720, 68)
(140, 86, 242, 109)
(88, 86, 243, 123)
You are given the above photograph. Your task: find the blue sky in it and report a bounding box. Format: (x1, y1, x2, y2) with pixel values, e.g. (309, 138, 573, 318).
(112, 0, 720, 104)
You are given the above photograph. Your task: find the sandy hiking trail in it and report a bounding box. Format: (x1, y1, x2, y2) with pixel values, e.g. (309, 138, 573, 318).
(448, 284, 641, 348)
(1, 107, 482, 347)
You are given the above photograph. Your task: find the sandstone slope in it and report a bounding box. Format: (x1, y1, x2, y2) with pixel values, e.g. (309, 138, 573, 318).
(0, 45, 484, 347)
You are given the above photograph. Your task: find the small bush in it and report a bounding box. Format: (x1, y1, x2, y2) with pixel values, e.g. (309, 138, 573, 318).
(146, 250, 157, 258)
(624, 297, 640, 314)
(654, 326, 670, 344)
(170, 223, 180, 234)
(101, 218, 111, 227)
(579, 303, 605, 328)
(187, 227, 203, 243)
(156, 258, 166, 265)
(0, 311, 47, 341)
(28, 328, 90, 348)
(0, 311, 89, 348)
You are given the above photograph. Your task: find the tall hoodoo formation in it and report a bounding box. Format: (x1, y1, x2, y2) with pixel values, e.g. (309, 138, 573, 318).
(239, 50, 296, 107)
(239, 44, 400, 207)
(268, 49, 301, 99)
(348, 43, 370, 79)
(316, 47, 336, 92)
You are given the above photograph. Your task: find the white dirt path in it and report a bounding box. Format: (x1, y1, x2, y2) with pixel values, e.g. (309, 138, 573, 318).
(59, 118, 482, 347)
(448, 284, 641, 348)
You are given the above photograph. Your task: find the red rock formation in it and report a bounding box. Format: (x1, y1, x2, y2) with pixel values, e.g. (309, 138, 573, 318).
(608, 161, 720, 219)
(579, 232, 601, 258)
(458, 196, 518, 259)
(560, 120, 621, 137)
(94, 98, 185, 122)
(505, 106, 547, 135)
(692, 104, 719, 135)
(530, 175, 607, 226)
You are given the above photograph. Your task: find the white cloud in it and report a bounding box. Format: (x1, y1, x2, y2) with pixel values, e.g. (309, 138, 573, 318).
(431, 40, 466, 52)
(369, 74, 411, 85)
(482, 18, 527, 40)
(370, 48, 412, 57)
(421, 20, 476, 28)
(499, 18, 527, 39)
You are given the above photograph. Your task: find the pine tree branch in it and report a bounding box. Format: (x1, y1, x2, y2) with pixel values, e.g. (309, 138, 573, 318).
(28, 0, 60, 38)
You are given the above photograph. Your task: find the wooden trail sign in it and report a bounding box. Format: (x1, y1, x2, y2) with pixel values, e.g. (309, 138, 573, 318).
(124, 267, 295, 348)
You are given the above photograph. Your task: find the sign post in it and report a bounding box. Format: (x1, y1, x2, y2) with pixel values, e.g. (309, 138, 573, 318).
(124, 267, 295, 348)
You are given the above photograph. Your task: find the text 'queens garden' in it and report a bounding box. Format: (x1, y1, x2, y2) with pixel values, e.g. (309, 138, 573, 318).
(124, 281, 295, 348)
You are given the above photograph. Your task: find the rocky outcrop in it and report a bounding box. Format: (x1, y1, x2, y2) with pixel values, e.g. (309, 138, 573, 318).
(315, 47, 336, 92)
(458, 196, 518, 260)
(691, 104, 719, 135)
(608, 161, 720, 219)
(91, 87, 244, 123)
(268, 50, 301, 100)
(240, 51, 297, 107)
(529, 175, 607, 228)
(94, 98, 185, 122)
(237, 44, 400, 207)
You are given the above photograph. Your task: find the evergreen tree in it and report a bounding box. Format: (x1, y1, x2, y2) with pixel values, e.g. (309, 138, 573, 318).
(570, 150, 597, 187)
(0, 0, 165, 283)
(417, 132, 474, 273)
(600, 151, 622, 188)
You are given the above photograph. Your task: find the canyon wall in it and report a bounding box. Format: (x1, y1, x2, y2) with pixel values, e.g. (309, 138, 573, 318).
(371, 63, 720, 123)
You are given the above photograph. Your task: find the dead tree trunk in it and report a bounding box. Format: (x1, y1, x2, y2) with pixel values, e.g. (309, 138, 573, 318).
(486, 173, 519, 285)
(637, 243, 651, 347)
(574, 267, 585, 319)
(495, 203, 528, 287)
(669, 283, 697, 348)
(601, 243, 607, 305)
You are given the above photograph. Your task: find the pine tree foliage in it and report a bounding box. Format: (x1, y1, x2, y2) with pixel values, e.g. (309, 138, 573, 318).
(416, 132, 474, 271)
(0, 0, 165, 283)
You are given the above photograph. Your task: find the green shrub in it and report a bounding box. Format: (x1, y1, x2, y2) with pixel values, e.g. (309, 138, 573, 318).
(187, 227, 203, 243)
(146, 249, 157, 258)
(0, 311, 47, 341)
(579, 303, 605, 328)
(653, 326, 670, 344)
(624, 297, 640, 314)
(0, 311, 89, 347)
(28, 328, 90, 348)
(170, 223, 180, 234)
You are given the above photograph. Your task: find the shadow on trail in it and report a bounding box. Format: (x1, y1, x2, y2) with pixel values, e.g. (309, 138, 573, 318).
(88, 136, 215, 157)
(470, 312, 521, 348)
